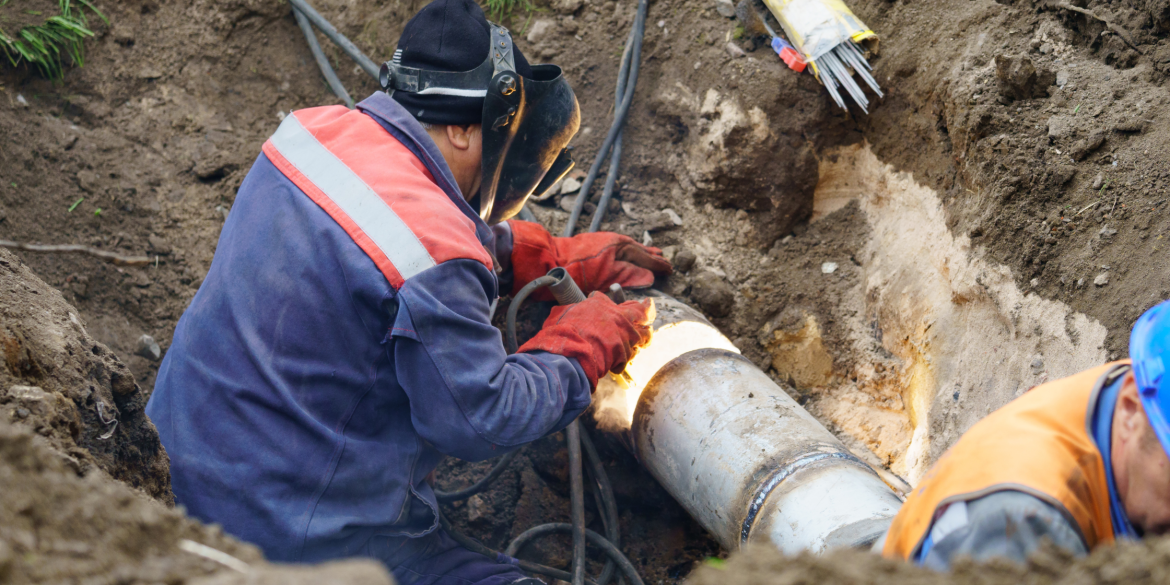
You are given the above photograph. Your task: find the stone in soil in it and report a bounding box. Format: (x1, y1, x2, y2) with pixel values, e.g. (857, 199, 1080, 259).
(673, 248, 697, 273)
(994, 53, 1055, 100)
(136, 334, 162, 360)
(689, 270, 735, 318)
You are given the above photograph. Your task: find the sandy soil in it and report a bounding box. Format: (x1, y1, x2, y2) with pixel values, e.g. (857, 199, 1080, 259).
(2, 0, 1170, 581)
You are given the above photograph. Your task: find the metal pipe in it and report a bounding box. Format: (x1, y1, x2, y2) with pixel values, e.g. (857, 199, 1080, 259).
(618, 294, 902, 554)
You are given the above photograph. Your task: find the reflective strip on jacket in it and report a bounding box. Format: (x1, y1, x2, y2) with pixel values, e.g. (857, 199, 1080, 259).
(882, 361, 1131, 560)
(145, 92, 592, 563)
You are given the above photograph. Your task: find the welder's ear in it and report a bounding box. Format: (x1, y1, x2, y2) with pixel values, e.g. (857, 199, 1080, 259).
(446, 124, 481, 151)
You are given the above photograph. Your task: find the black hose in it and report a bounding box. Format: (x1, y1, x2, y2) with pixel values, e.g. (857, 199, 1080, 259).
(580, 427, 621, 585)
(588, 31, 637, 233)
(564, 0, 649, 237)
(567, 422, 587, 585)
(506, 275, 559, 354)
(287, 0, 380, 80)
(293, 7, 355, 108)
(440, 513, 600, 585)
(517, 204, 538, 223)
(504, 524, 646, 585)
(434, 449, 523, 503)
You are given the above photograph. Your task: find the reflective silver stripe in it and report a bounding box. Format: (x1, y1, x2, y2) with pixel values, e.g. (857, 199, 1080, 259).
(416, 87, 488, 97)
(269, 114, 436, 280)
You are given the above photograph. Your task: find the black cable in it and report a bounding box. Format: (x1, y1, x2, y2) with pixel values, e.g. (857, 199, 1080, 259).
(580, 427, 621, 585)
(504, 524, 646, 585)
(287, 0, 380, 80)
(434, 449, 523, 503)
(293, 6, 355, 108)
(567, 422, 587, 585)
(517, 204, 538, 223)
(440, 513, 600, 585)
(505, 275, 559, 354)
(589, 31, 637, 234)
(564, 0, 649, 237)
(586, 472, 617, 585)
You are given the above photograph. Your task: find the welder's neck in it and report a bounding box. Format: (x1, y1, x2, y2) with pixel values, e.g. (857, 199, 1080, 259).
(426, 124, 484, 201)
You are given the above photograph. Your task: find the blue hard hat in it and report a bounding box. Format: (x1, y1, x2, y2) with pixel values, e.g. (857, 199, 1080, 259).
(1131, 300, 1170, 456)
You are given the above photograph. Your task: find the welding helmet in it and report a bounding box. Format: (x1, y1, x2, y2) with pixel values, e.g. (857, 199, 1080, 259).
(1130, 300, 1170, 456)
(380, 22, 580, 225)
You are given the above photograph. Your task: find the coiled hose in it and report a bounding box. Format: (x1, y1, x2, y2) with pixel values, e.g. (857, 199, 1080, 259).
(289, 3, 648, 583)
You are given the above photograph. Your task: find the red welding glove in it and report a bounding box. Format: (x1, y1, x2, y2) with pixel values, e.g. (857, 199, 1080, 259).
(518, 293, 655, 389)
(508, 220, 672, 301)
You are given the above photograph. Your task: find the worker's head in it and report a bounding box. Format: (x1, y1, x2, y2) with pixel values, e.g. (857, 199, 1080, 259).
(1116, 300, 1170, 535)
(383, 0, 580, 224)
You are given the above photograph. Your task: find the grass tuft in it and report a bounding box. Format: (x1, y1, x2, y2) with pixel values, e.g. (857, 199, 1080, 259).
(482, 0, 533, 23)
(0, 0, 108, 79)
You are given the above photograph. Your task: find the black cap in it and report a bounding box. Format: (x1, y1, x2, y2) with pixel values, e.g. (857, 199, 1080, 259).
(393, 0, 533, 126)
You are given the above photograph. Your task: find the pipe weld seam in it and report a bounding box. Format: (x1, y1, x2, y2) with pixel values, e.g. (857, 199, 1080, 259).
(739, 450, 876, 544)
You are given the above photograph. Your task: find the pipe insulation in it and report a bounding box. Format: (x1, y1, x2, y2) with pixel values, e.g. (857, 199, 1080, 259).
(611, 294, 902, 554)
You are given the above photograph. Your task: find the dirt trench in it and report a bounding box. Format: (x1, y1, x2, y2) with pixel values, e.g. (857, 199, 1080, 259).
(2, 0, 1170, 582)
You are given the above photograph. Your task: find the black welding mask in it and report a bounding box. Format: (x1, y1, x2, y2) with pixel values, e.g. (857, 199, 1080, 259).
(380, 23, 580, 225)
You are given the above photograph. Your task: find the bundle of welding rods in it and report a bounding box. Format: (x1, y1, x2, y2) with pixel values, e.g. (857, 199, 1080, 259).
(815, 40, 882, 113)
(739, 0, 883, 113)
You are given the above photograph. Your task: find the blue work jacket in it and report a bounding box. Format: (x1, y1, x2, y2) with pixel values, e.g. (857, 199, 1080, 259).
(146, 92, 591, 563)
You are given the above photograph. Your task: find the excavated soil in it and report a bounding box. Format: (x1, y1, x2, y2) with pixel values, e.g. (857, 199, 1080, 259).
(687, 539, 1170, 585)
(3, 0, 1170, 581)
(0, 249, 390, 583)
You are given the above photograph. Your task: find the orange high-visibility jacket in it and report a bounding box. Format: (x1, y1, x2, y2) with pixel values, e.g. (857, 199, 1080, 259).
(883, 361, 1131, 560)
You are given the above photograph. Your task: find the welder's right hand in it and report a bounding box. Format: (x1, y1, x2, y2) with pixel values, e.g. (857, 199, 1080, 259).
(518, 293, 655, 389)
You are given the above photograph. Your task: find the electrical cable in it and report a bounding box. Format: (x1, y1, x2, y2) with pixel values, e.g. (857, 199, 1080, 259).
(287, 0, 380, 80)
(568, 422, 588, 585)
(506, 275, 559, 354)
(564, 0, 649, 237)
(579, 426, 621, 585)
(441, 513, 600, 585)
(517, 204, 539, 223)
(293, 6, 355, 108)
(504, 524, 645, 585)
(433, 449, 524, 503)
(587, 30, 636, 233)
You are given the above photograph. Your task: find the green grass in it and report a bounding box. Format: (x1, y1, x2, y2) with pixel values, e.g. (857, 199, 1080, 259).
(482, 0, 533, 23)
(0, 0, 107, 79)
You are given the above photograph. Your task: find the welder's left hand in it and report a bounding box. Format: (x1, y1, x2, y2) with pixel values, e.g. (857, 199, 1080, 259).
(508, 220, 672, 301)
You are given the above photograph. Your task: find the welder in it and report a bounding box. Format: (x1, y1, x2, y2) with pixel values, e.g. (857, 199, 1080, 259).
(881, 301, 1170, 569)
(144, 0, 671, 583)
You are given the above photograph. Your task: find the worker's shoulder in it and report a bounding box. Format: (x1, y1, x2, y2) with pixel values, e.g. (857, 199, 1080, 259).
(266, 106, 493, 273)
